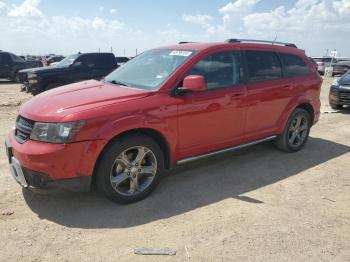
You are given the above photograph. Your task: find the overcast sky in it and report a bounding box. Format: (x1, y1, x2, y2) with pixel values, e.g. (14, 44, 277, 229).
(0, 0, 349, 57)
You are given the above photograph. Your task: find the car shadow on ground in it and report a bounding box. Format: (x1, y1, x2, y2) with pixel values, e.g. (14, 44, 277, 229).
(23, 137, 350, 229)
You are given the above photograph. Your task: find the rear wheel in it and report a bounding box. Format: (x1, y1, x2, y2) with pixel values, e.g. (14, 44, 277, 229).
(275, 108, 311, 153)
(96, 134, 164, 204)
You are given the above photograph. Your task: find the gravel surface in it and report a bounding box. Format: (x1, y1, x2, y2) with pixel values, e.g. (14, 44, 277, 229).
(0, 77, 349, 261)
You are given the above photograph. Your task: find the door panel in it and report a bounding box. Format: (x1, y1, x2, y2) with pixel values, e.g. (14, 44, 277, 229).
(0, 53, 12, 77)
(176, 50, 246, 158)
(243, 50, 293, 141)
(245, 79, 293, 140)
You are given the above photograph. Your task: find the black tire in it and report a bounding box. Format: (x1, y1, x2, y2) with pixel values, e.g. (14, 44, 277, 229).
(96, 134, 164, 204)
(330, 103, 342, 110)
(275, 108, 311, 153)
(11, 72, 20, 83)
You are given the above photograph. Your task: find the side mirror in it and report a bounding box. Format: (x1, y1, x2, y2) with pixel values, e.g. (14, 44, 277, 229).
(178, 75, 206, 94)
(71, 61, 83, 68)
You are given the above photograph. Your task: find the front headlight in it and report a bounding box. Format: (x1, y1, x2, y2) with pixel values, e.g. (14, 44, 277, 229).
(28, 72, 37, 79)
(30, 121, 85, 143)
(332, 79, 339, 87)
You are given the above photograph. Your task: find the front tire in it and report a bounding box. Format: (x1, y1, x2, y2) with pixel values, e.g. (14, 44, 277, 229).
(275, 108, 311, 153)
(330, 103, 342, 110)
(96, 134, 164, 204)
(11, 71, 20, 83)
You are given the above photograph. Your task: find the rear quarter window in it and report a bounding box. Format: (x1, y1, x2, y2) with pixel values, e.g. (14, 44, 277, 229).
(245, 51, 283, 83)
(280, 53, 310, 77)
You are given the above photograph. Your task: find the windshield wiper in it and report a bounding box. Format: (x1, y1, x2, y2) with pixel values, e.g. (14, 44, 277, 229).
(107, 80, 129, 87)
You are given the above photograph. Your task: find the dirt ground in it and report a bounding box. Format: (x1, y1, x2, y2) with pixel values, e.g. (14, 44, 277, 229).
(0, 78, 349, 262)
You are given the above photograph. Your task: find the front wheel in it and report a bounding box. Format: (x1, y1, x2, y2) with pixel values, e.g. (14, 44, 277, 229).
(11, 72, 20, 83)
(330, 103, 342, 110)
(96, 134, 164, 204)
(275, 108, 311, 153)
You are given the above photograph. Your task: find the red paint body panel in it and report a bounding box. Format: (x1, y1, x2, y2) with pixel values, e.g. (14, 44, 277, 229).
(9, 130, 107, 180)
(8, 42, 322, 185)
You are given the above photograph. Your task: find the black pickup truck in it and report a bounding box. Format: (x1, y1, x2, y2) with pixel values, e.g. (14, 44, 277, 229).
(0, 51, 40, 82)
(19, 52, 118, 95)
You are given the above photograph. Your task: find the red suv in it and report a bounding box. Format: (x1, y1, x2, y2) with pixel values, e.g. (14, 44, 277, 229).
(5, 39, 322, 203)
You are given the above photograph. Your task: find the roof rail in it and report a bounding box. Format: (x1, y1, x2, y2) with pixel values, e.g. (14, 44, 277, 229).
(178, 41, 196, 44)
(225, 38, 297, 48)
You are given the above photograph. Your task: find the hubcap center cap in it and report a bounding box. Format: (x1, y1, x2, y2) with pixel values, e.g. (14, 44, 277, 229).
(130, 167, 138, 174)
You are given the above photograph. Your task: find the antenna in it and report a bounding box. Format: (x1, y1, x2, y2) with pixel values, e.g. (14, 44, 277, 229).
(272, 33, 278, 45)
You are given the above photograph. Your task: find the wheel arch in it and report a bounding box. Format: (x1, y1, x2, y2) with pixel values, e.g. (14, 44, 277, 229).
(277, 97, 316, 134)
(92, 127, 172, 184)
(296, 103, 314, 125)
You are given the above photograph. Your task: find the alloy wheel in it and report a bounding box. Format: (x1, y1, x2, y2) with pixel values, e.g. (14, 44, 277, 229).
(109, 146, 157, 196)
(288, 114, 309, 147)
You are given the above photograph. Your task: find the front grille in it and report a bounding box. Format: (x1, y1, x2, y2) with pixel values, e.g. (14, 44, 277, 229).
(331, 87, 350, 105)
(339, 91, 350, 105)
(15, 116, 35, 144)
(18, 72, 28, 83)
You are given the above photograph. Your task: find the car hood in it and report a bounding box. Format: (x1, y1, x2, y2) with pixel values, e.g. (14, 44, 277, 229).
(339, 73, 350, 85)
(19, 65, 66, 74)
(19, 80, 152, 122)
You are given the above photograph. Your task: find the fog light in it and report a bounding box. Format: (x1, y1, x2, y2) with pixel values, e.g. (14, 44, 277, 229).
(329, 94, 338, 101)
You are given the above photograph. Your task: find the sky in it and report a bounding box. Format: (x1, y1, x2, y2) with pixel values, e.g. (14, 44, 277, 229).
(0, 0, 349, 57)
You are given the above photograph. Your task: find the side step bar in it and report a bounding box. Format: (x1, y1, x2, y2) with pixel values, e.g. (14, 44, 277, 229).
(176, 135, 277, 165)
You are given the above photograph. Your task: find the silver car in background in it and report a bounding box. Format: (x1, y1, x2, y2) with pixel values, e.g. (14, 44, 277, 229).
(312, 57, 335, 75)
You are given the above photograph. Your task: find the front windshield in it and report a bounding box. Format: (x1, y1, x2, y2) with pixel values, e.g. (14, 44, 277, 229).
(55, 54, 80, 67)
(104, 49, 195, 90)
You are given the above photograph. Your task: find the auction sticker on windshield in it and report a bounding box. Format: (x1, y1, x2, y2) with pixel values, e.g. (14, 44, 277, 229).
(169, 51, 192, 57)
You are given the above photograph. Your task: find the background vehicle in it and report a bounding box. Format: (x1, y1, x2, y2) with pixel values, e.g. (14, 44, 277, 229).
(312, 57, 335, 75)
(329, 71, 350, 109)
(115, 56, 131, 66)
(0, 51, 41, 82)
(308, 57, 318, 71)
(332, 60, 350, 76)
(6, 39, 322, 204)
(18, 52, 118, 95)
(46, 55, 65, 65)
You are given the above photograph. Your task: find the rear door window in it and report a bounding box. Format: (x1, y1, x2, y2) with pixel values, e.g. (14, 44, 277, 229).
(245, 51, 283, 83)
(280, 53, 310, 77)
(188, 51, 241, 89)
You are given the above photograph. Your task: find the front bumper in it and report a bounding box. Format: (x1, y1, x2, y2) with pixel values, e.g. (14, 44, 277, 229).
(6, 132, 107, 192)
(329, 86, 350, 106)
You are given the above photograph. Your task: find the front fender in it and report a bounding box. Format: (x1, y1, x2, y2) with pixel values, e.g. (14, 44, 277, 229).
(94, 113, 178, 161)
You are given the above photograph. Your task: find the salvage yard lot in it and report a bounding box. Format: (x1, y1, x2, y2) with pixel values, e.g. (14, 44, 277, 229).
(0, 78, 349, 261)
